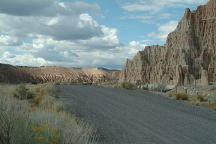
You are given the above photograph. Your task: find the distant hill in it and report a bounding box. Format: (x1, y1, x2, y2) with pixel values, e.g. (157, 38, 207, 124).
(0, 63, 120, 84)
(97, 67, 120, 72)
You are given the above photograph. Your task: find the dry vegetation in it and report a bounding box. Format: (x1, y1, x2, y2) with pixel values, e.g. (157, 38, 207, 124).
(175, 93, 189, 100)
(168, 88, 216, 111)
(208, 93, 216, 110)
(0, 84, 97, 144)
(113, 82, 137, 90)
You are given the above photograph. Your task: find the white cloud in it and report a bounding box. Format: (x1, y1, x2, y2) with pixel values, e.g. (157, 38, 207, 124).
(0, 0, 100, 16)
(78, 13, 99, 28)
(121, 13, 172, 23)
(123, 3, 160, 13)
(0, 0, 126, 68)
(0, 13, 103, 41)
(0, 35, 21, 46)
(128, 41, 146, 54)
(0, 51, 51, 66)
(122, 0, 207, 13)
(147, 20, 178, 41)
(121, 0, 208, 24)
(46, 17, 59, 26)
(0, 33, 145, 68)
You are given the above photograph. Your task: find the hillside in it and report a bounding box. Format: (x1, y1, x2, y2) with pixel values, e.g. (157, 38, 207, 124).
(0, 63, 119, 84)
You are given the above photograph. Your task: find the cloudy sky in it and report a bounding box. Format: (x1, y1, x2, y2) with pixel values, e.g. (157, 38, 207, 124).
(0, 0, 208, 69)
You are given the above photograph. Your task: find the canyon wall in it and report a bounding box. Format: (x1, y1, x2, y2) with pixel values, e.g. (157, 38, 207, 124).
(120, 0, 216, 86)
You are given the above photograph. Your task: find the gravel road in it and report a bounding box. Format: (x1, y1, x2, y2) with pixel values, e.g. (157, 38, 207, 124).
(59, 85, 216, 144)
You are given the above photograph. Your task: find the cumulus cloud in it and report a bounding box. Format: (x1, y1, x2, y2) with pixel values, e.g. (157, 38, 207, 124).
(122, 0, 207, 13)
(0, 51, 50, 66)
(0, 0, 100, 16)
(0, 35, 22, 46)
(0, 0, 124, 67)
(0, 13, 103, 41)
(121, 0, 208, 23)
(0, 30, 144, 68)
(147, 20, 178, 41)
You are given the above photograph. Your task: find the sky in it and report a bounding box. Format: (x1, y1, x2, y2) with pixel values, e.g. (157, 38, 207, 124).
(0, 0, 208, 69)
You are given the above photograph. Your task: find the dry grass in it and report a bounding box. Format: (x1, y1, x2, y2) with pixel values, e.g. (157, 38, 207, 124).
(209, 103, 216, 110)
(0, 84, 97, 144)
(208, 93, 216, 111)
(119, 82, 136, 90)
(175, 93, 189, 100)
(197, 95, 208, 102)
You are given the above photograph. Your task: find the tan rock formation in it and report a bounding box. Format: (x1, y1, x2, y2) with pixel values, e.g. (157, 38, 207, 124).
(120, 0, 216, 86)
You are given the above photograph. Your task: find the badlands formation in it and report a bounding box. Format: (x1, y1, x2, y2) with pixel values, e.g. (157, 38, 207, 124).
(120, 0, 216, 86)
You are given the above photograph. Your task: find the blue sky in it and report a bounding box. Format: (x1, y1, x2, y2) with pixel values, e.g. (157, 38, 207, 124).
(89, 0, 208, 45)
(0, 0, 208, 69)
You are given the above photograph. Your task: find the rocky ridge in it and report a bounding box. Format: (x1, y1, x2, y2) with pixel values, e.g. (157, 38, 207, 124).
(120, 0, 216, 86)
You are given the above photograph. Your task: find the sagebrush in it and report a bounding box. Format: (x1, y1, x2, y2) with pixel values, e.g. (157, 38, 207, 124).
(0, 84, 97, 144)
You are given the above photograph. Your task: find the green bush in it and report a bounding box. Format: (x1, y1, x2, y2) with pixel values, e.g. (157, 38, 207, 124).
(13, 84, 34, 100)
(121, 82, 136, 90)
(175, 93, 189, 100)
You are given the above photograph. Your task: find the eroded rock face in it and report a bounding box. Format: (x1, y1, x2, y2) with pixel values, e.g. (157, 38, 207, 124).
(0, 63, 120, 84)
(120, 0, 216, 86)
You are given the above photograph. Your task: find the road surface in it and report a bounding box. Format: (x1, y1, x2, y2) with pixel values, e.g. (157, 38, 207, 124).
(59, 85, 216, 144)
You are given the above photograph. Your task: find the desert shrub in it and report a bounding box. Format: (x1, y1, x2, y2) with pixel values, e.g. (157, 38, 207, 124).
(13, 84, 34, 100)
(208, 93, 216, 104)
(154, 83, 167, 92)
(175, 93, 189, 100)
(32, 87, 63, 111)
(30, 111, 96, 144)
(0, 95, 35, 144)
(113, 83, 121, 88)
(168, 93, 175, 97)
(208, 93, 216, 110)
(146, 83, 173, 92)
(54, 82, 60, 86)
(31, 81, 38, 85)
(197, 95, 208, 102)
(32, 87, 47, 106)
(121, 82, 136, 90)
(142, 86, 149, 90)
(38, 95, 64, 112)
(209, 103, 216, 110)
(32, 124, 60, 144)
(0, 84, 97, 144)
(45, 85, 59, 98)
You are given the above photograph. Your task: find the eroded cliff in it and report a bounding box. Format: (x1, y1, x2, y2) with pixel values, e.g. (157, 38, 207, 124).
(120, 0, 216, 86)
